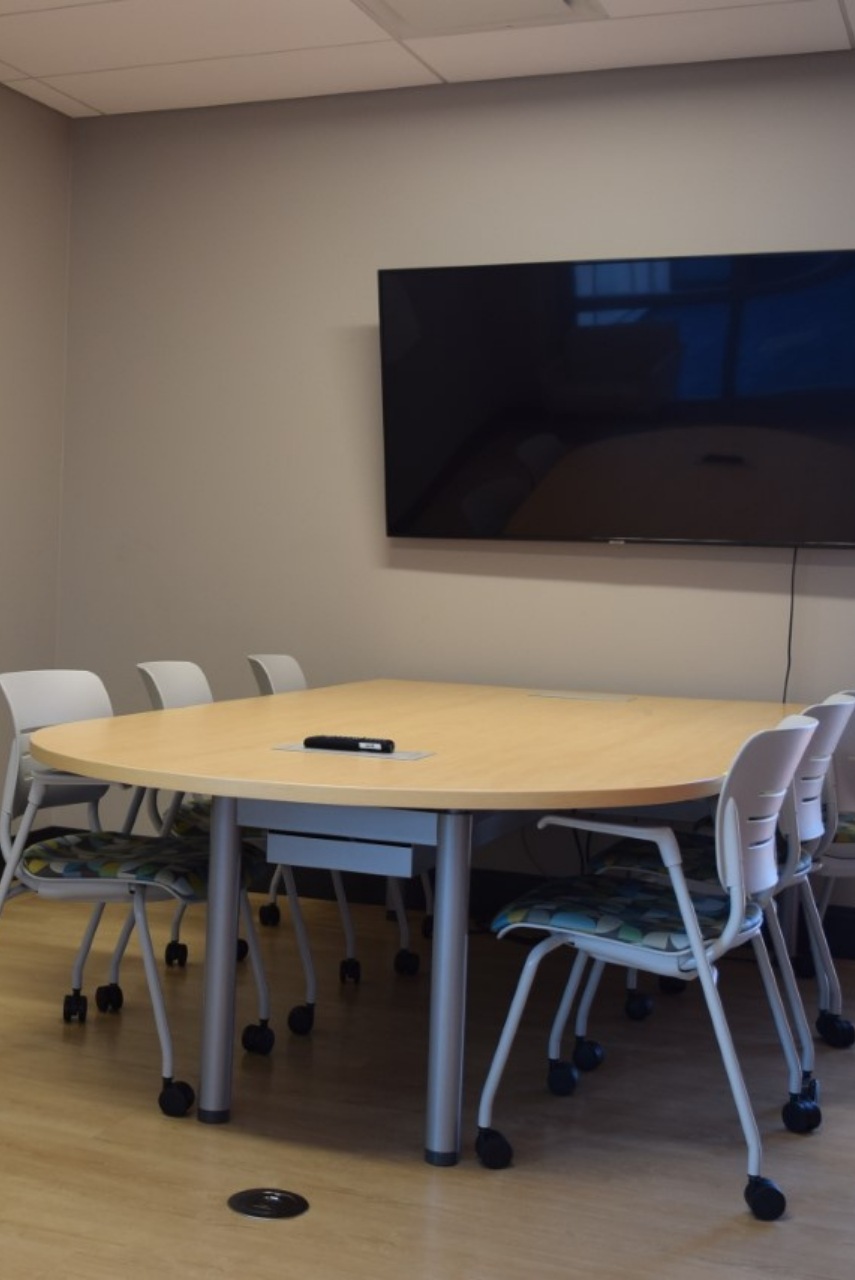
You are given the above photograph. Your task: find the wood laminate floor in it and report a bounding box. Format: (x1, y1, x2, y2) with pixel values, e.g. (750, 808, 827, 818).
(0, 892, 853, 1279)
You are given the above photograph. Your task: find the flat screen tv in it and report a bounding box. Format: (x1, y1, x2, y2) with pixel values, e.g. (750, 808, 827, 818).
(377, 250, 855, 547)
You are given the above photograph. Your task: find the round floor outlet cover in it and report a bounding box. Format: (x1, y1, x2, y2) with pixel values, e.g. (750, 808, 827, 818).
(227, 1188, 310, 1219)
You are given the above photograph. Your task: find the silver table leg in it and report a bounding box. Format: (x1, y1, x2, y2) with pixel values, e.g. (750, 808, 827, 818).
(198, 795, 241, 1123)
(425, 811, 473, 1165)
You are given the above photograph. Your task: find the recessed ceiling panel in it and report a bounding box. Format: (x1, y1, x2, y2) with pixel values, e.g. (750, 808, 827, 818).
(358, 0, 605, 37)
(406, 0, 851, 81)
(6, 74, 99, 115)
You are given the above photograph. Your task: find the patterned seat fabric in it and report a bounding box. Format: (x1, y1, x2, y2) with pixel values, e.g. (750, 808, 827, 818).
(834, 813, 855, 843)
(20, 830, 253, 901)
(491, 872, 762, 953)
(170, 796, 266, 853)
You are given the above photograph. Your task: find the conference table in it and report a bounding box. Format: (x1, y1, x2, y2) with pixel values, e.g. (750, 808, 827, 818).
(30, 678, 797, 1165)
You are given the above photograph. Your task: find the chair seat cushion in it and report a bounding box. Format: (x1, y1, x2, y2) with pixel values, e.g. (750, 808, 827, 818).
(171, 796, 266, 854)
(20, 830, 247, 902)
(834, 813, 855, 843)
(492, 873, 762, 952)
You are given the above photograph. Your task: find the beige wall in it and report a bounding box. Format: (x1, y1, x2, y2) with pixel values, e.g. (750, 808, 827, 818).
(0, 85, 70, 676)
(57, 52, 855, 719)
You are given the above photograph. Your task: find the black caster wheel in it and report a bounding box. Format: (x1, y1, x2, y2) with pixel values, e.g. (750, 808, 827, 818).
(421, 914, 434, 940)
(340, 957, 361, 984)
(394, 949, 420, 977)
(63, 991, 88, 1023)
(782, 1096, 821, 1134)
(816, 1010, 855, 1049)
(802, 1077, 820, 1104)
(165, 940, 188, 968)
(236, 938, 249, 963)
(572, 1037, 604, 1072)
(259, 902, 281, 927)
(547, 1058, 578, 1096)
(95, 982, 124, 1013)
(475, 1127, 513, 1170)
(658, 976, 687, 995)
(159, 1078, 196, 1117)
(625, 990, 654, 1021)
(287, 1003, 315, 1036)
(744, 1175, 786, 1221)
(241, 1022, 275, 1055)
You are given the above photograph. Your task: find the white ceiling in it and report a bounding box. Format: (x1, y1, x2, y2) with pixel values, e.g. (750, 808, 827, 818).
(0, 0, 852, 119)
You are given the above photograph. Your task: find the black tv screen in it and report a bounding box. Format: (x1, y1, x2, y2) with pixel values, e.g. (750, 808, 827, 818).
(377, 250, 855, 547)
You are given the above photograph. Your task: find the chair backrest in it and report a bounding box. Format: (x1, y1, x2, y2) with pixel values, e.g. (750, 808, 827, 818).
(137, 660, 214, 710)
(247, 654, 308, 696)
(777, 693, 855, 859)
(715, 713, 818, 899)
(0, 669, 113, 834)
(829, 688, 855, 815)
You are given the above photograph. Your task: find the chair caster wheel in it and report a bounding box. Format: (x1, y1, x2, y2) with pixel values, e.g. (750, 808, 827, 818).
(95, 982, 124, 1013)
(744, 1175, 786, 1221)
(394, 949, 420, 977)
(340, 957, 361, 984)
(165, 940, 188, 968)
(816, 1010, 855, 1048)
(63, 991, 88, 1023)
(259, 902, 281, 927)
(287, 1003, 315, 1036)
(625, 990, 654, 1021)
(159, 1078, 196, 1117)
(421, 914, 434, 939)
(236, 938, 249, 963)
(658, 976, 687, 994)
(802, 1077, 820, 1104)
(572, 1037, 604, 1072)
(547, 1058, 578, 1096)
(782, 1096, 821, 1133)
(475, 1127, 513, 1170)
(242, 1022, 275, 1055)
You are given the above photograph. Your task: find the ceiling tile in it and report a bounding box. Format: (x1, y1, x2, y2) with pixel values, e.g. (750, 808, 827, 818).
(0, 0, 391, 77)
(38, 41, 440, 115)
(601, 0, 783, 15)
(406, 0, 851, 80)
(0, 0, 121, 13)
(6, 73, 99, 114)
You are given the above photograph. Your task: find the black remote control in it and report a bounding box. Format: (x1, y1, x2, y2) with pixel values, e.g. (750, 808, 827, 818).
(303, 735, 395, 754)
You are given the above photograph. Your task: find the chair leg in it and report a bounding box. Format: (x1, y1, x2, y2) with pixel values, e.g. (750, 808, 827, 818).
(131, 889, 195, 1117)
(259, 865, 285, 926)
(238, 890, 276, 1056)
(333, 870, 360, 983)
(62, 902, 107, 1023)
(478, 936, 570, 1146)
(799, 878, 855, 1047)
(280, 865, 317, 1035)
(762, 900, 817, 1084)
(750, 930, 821, 1133)
(388, 876, 419, 976)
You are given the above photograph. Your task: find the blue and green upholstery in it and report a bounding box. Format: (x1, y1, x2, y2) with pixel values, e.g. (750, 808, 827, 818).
(20, 829, 254, 901)
(492, 872, 762, 953)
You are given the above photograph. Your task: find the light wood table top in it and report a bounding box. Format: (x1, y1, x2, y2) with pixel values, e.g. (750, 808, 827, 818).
(31, 677, 797, 812)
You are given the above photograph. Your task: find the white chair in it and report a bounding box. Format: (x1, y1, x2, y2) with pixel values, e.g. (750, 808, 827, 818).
(475, 713, 818, 1221)
(0, 668, 271, 1114)
(247, 653, 426, 981)
(137, 658, 316, 1036)
(775, 693, 855, 1051)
